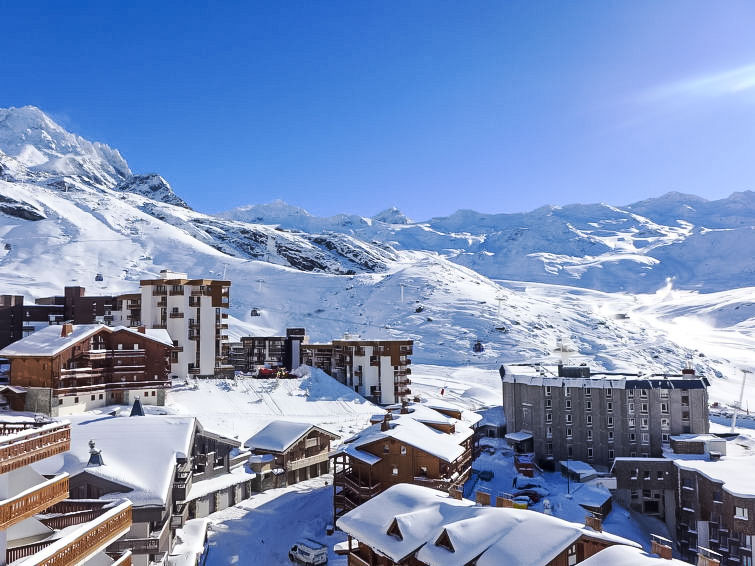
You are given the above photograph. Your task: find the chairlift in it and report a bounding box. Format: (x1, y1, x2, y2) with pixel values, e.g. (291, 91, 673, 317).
(250, 308, 261, 317)
(95, 273, 104, 282)
(3, 243, 10, 251)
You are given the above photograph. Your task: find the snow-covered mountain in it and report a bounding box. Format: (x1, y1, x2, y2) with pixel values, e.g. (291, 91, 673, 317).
(0, 105, 753, 407)
(223, 194, 755, 293)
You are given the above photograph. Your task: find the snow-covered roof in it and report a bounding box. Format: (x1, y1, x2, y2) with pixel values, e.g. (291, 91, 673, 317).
(244, 420, 337, 453)
(502, 365, 708, 389)
(32, 414, 196, 507)
(505, 431, 533, 443)
(168, 518, 209, 566)
(579, 545, 689, 565)
(335, 409, 470, 464)
(477, 405, 505, 427)
(336, 484, 640, 566)
(0, 324, 173, 357)
(561, 460, 598, 479)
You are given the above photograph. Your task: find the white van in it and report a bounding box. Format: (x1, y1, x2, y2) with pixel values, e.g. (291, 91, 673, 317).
(288, 539, 328, 565)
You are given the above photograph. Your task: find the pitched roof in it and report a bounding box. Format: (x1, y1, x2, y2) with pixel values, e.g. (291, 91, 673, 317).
(244, 420, 337, 453)
(33, 414, 196, 507)
(0, 324, 173, 357)
(337, 484, 640, 566)
(579, 545, 689, 565)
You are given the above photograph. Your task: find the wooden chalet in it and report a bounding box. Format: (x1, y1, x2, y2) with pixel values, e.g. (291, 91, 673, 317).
(245, 420, 339, 488)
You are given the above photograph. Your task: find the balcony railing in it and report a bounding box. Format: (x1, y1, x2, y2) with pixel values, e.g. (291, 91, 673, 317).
(23, 500, 132, 566)
(169, 312, 184, 319)
(0, 422, 70, 474)
(152, 288, 167, 296)
(287, 453, 329, 471)
(0, 474, 69, 530)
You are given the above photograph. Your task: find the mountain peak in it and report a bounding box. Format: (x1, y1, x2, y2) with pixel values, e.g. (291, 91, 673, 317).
(372, 206, 412, 225)
(0, 105, 131, 187)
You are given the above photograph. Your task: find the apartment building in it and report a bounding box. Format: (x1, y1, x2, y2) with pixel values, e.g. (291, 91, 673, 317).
(330, 402, 480, 520)
(301, 336, 413, 405)
(0, 323, 173, 416)
(501, 363, 710, 469)
(0, 294, 64, 349)
(226, 328, 307, 373)
(0, 418, 132, 566)
(336, 483, 641, 566)
(613, 434, 754, 566)
(139, 270, 230, 378)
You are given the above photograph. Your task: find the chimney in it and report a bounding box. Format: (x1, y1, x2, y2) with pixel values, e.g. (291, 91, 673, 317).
(585, 512, 603, 532)
(496, 492, 514, 508)
(61, 323, 73, 338)
(650, 534, 673, 560)
(475, 488, 491, 506)
(682, 360, 695, 375)
(87, 440, 104, 466)
(381, 414, 392, 432)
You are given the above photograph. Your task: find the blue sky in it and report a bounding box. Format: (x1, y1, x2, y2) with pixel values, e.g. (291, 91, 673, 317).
(2, 1, 755, 219)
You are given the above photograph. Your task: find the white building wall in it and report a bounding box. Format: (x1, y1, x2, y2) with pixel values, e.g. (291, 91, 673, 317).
(379, 357, 395, 405)
(198, 298, 217, 376)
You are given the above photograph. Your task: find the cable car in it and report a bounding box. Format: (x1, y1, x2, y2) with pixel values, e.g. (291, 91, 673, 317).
(250, 308, 261, 317)
(473, 340, 484, 353)
(95, 273, 104, 282)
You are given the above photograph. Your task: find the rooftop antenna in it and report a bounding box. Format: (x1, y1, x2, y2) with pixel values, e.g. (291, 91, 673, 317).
(731, 369, 752, 433)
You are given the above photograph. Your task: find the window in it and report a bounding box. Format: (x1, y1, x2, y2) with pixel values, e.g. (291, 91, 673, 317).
(585, 401, 592, 410)
(629, 418, 636, 428)
(608, 431, 614, 441)
(117, 344, 123, 350)
(58, 398, 64, 405)
(681, 395, 689, 406)
(660, 389, 669, 398)
(90, 395, 95, 401)
(631, 451, 637, 457)
(545, 399, 552, 409)
(565, 387, 571, 397)
(74, 397, 79, 403)
(400, 445, 407, 455)
(566, 414, 572, 424)
(546, 426, 553, 439)
(133, 343, 139, 350)
(585, 388, 591, 397)
(568, 544, 577, 566)
(546, 412, 552, 423)
(545, 386, 551, 396)
(546, 442, 553, 455)
(641, 403, 649, 413)
(587, 430, 593, 441)
(628, 402, 635, 413)
(642, 418, 649, 429)
(607, 416, 614, 427)
(607, 402, 613, 412)
(661, 418, 670, 429)
(566, 427, 573, 439)
(640, 389, 648, 399)
(567, 445, 573, 458)
(565, 399, 572, 410)
(608, 449, 615, 460)
(586, 415, 592, 425)
(641, 433, 650, 444)
(735, 507, 749, 520)
(661, 403, 669, 413)
(383, 443, 390, 453)
(587, 447, 593, 458)
(606, 389, 612, 398)
(657, 471, 665, 480)
(662, 433, 669, 443)
(630, 433, 636, 442)
(643, 470, 651, 480)
(627, 390, 634, 398)
(392, 466, 398, 476)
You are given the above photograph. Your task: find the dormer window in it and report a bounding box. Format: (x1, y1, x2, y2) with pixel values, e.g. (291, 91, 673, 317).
(435, 529, 455, 552)
(386, 518, 403, 540)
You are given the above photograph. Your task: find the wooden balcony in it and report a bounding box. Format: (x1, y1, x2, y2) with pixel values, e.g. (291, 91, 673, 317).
(0, 474, 69, 530)
(169, 312, 185, 319)
(169, 289, 185, 296)
(23, 500, 132, 566)
(0, 422, 70, 474)
(152, 288, 167, 296)
(287, 452, 329, 471)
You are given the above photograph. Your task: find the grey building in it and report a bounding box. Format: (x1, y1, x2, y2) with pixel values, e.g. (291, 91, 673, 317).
(501, 363, 709, 470)
(613, 434, 754, 566)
